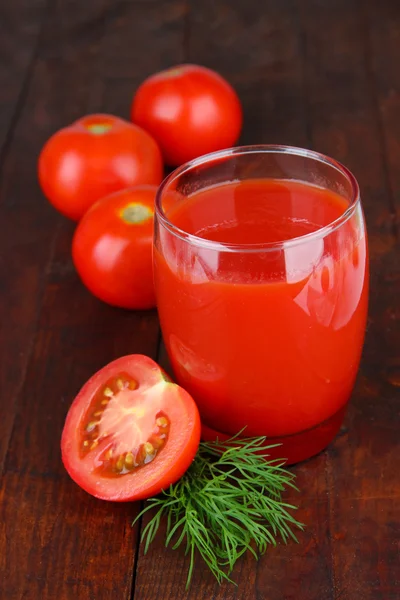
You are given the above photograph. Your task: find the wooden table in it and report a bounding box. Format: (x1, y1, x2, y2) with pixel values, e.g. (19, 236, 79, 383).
(1, 0, 399, 598)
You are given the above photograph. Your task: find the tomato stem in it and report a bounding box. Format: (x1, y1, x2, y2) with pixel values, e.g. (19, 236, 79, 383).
(120, 203, 153, 225)
(86, 123, 112, 135)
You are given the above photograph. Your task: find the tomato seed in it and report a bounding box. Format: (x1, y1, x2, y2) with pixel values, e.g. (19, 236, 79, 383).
(156, 416, 168, 428)
(86, 421, 97, 433)
(144, 442, 154, 454)
(83, 440, 90, 447)
(104, 387, 113, 397)
(116, 456, 125, 471)
(101, 399, 109, 405)
(125, 452, 135, 468)
(94, 411, 103, 417)
(90, 440, 98, 450)
(116, 378, 125, 390)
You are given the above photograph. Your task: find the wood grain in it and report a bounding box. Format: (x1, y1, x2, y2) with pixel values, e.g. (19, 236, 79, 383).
(0, 473, 136, 600)
(134, 2, 335, 598)
(0, 0, 48, 152)
(0, 0, 399, 598)
(0, 0, 185, 599)
(298, 0, 400, 598)
(0, 0, 58, 476)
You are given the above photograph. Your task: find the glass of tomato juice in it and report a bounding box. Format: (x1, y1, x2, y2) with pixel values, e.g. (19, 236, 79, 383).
(153, 146, 368, 464)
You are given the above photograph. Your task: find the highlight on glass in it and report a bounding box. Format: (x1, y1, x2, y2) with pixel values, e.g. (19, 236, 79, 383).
(154, 145, 369, 464)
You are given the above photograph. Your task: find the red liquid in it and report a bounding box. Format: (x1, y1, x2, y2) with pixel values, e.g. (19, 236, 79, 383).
(154, 179, 368, 463)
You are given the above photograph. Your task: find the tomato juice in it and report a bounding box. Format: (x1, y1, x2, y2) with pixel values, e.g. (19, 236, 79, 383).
(154, 177, 368, 463)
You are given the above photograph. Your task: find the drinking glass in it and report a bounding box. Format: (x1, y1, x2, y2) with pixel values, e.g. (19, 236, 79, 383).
(154, 145, 368, 464)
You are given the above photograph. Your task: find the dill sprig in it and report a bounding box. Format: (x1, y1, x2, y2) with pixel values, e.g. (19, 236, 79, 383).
(134, 434, 304, 586)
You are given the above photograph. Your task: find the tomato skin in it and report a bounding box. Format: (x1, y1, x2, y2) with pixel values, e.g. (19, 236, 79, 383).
(72, 186, 157, 310)
(38, 114, 164, 221)
(130, 64, 243, 166)
(61, 355, 201, 502)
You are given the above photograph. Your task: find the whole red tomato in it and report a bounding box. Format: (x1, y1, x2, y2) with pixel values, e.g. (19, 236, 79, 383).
(130, 64, 243, 166)
(72, 186, 158, 310)
(61, 354, 201, 502)
(38, 114, 163, 221)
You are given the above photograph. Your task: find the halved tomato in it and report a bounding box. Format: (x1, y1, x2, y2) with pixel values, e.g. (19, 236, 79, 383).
(61, 355, 201, 501)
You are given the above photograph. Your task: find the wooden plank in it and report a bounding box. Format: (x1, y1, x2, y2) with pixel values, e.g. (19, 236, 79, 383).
(0, 0, 48, 152)
(0, 1, 185, 599)
(329, 498, 400, 600)
(0, 0, 117, 475)
(298, 0, 400, 598)
(184, 0, 311, 149)
(363, 0, 400, 427)
(134, 1, 336, 598)
(0, 473, 136, 600)
(0, 0, 58, 476)
(364, 0, 400, 222)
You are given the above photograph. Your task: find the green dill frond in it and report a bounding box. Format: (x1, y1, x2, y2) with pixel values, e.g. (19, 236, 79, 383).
(134, 435, 304, 587)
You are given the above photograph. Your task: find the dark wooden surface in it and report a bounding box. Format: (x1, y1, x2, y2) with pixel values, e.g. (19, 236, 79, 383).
(0, 0, 399, 598)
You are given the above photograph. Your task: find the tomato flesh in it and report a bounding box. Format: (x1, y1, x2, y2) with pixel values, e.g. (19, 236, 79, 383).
(80, 371, 171, 477)
(61, 355, 201, 501)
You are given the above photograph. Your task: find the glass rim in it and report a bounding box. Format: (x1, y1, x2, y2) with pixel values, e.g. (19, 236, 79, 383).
(155, 144, 361, 253)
